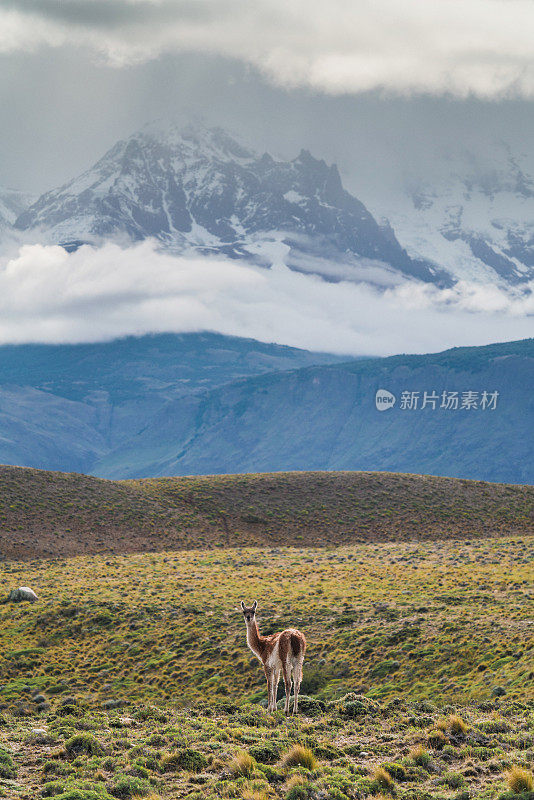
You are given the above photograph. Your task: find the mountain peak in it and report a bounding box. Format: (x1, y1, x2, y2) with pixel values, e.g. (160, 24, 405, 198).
(14, 120, 447, 287)
(134, 119, 257, 163)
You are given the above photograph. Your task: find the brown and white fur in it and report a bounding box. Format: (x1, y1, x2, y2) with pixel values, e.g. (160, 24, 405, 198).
(241, 600, 306, 714)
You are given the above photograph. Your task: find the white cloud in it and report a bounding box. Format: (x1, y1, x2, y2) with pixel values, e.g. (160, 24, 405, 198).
(0, 0, 533, 98)
(0, 240, 531, 355)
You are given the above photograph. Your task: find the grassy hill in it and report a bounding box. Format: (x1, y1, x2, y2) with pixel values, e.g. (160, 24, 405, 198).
(0, 466, 532, 560)
(0, 535, 532, 799)
(0, 467, 532, 799)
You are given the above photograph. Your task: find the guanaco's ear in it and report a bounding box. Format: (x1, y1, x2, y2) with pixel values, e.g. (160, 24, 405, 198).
(252, 600, 257, 612)
(240, 600, 245, 611)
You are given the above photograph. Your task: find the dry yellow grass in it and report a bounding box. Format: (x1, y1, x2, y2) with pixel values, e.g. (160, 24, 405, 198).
(506, 765, 534, 793)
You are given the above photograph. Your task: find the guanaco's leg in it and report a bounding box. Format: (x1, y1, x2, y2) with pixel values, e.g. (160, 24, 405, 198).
(264, 667, 273, 712)
(293, 659, 303, 715)
(282, 662, 292, 715)
(273, 667, 281, 712)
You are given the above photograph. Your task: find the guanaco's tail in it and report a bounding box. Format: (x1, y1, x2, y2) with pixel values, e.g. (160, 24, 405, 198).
(290, 632, 303, 658)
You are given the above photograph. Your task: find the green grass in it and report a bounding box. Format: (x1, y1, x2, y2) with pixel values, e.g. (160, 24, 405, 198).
(0, 534, 532, 798)
(0, 536, 532, 709)
(2, 692, 533, 799)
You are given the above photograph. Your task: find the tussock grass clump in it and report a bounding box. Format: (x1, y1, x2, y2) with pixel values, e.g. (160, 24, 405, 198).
(372, 766, 395, 792)
(449, 714, 468, 735)
(228, 751, 255, 778)
(241, 790, 269, 800)
(281, 745, 317, 771)
(506, 766, 534, 793)
(64, 733, 103, 757)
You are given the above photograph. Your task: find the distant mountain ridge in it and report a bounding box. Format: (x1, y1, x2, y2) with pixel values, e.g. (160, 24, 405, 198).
(0, 332, 343, 474)
(95, 337, 534, 485)
(0, 333, 531, 484)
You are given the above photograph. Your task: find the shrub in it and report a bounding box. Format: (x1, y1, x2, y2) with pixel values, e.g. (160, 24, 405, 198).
(338, 694, 379, 718)
(41, 781, 66, 797)
(382, 762, 406, 781)
(228, 751, 255, 778)
(292, 696, 326, 716)
(0, 747, 16, 779)
(256, 763, 284, 783)
(443, 771, 465, 788)
(449, 715, 468, 736)
(107, 775, 151, 798)
(46, 791, 110, 800)
(285, 775, 310, 800)
(480, 718, 510, 734)
(57, 704, 82, 718)
(65, 734, 103, 757)
(313, 742, 344, 761)
(325, 789, 349, 800)
(42, 760, 74, 777)
(281, 745, 317, 771)
(409, 745, 431, 768)
(506, 766, 534, 793)
(161, 748, 207, 773)
(129, 763, 149, 779)
(249, 741, 280, 764)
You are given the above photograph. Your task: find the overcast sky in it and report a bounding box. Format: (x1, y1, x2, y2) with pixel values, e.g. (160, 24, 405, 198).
(0, 0, 533, 354)
(1, 0, 533, 198)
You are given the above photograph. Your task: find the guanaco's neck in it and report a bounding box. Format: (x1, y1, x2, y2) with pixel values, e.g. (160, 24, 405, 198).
(246, 619, 265, 659)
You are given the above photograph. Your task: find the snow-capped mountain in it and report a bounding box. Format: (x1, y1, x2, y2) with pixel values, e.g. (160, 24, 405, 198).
(0, 187, 34, 231)
(14, 122, 446, 287)
(377, 146, 534, 287)
(11, 125, 534, 291)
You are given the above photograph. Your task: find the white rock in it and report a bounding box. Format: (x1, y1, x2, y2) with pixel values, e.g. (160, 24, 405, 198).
(8, 587, 38, 602)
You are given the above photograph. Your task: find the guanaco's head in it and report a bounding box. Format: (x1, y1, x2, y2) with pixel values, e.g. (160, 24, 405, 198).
(241, 600, 257, 625)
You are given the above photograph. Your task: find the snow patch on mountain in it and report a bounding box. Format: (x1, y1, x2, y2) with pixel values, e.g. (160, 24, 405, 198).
(369, 145, 534, 288)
